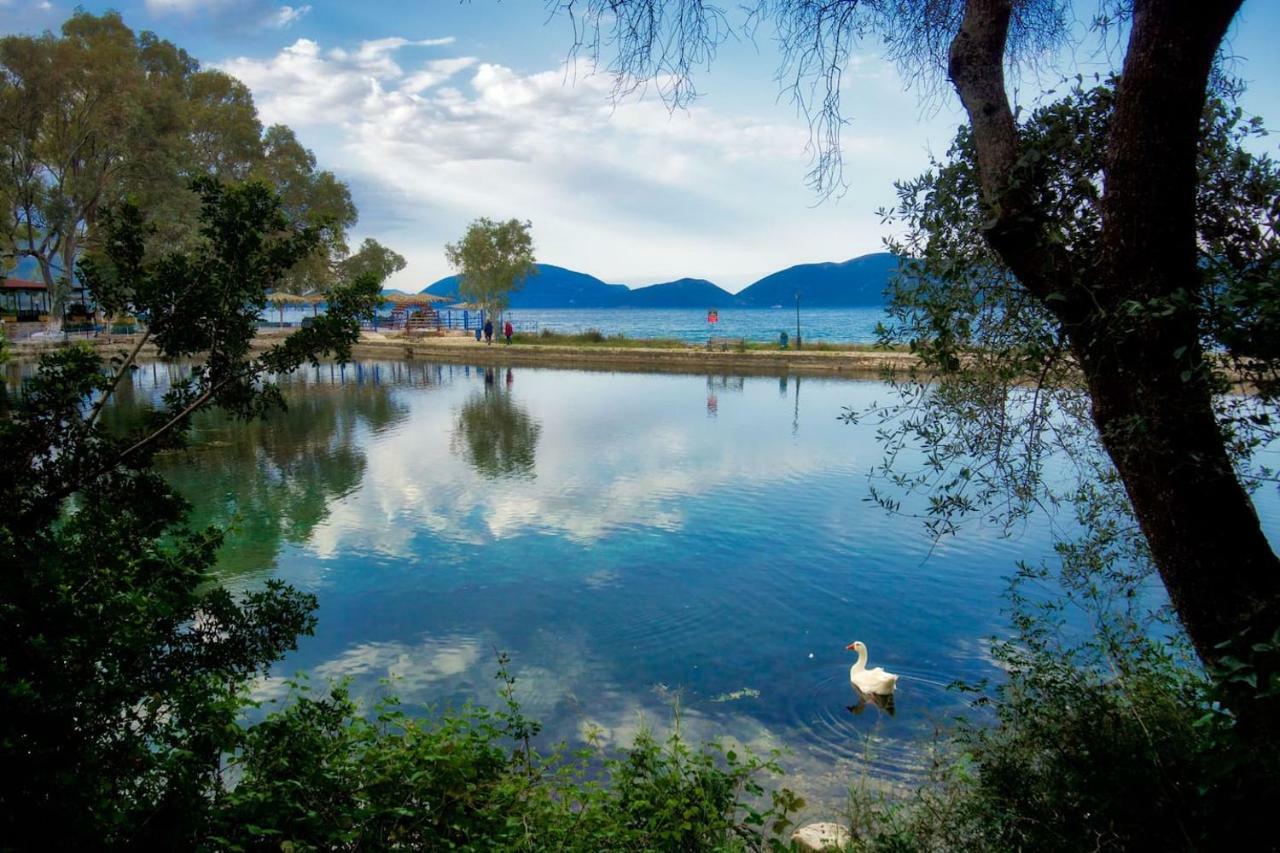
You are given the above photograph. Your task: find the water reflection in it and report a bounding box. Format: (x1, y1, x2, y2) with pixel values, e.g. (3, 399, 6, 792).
(705, 375, 745, 419)
(158, 381, 408, 575)
(847, 686, 896, 717)
(88, 358, 1254, 818)
(451, 368, 541, 480)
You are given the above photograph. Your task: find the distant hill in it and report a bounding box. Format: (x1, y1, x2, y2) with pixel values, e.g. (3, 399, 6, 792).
(625, 278, 743, 308)
(419, 253, 901, 308)
(422, 264, 630, 308)
(736, 253, 901, 307)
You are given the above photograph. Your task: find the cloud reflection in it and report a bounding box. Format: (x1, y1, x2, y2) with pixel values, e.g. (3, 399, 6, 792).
(308, 368, 851, 557)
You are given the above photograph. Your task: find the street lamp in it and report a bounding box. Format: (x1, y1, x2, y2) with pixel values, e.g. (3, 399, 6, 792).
(794, 291, 802, 350)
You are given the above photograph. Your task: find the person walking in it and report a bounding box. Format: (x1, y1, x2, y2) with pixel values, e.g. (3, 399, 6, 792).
(483, 318, 494, 344)
(503, 319, 514, 344)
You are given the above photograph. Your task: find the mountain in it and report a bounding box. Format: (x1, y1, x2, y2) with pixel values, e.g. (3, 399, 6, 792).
(422, 263, 630, 308)
(624, 278, 743, 308)
(418, 253, 901, 308)
(735, 253, 900, 307)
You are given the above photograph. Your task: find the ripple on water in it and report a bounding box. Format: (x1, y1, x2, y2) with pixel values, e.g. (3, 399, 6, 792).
(777, 662, 959, 785)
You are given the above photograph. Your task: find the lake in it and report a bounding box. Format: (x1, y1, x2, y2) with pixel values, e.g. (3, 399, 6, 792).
(97, 359, 1276, 814)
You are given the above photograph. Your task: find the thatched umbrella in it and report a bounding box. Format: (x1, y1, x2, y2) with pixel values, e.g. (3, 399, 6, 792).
(382, 291, 449, 307)
(267, 292, 307, 325)
(302, 292, 327, 316)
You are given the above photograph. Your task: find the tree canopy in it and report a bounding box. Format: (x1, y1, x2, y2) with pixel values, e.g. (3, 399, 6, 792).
(0, 11, 382, 315)
(341, 237, 408, 286)
(444, 217, 536, 317)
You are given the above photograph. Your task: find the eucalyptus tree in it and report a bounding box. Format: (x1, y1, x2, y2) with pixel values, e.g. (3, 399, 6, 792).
(548, 0, 1280, 706)
(255, 124, 359, 294)
(0, 12, 160, 315)
(445, 217, 537, 317)
(0, 11, 365, 315)
(341, 236, 408, 285)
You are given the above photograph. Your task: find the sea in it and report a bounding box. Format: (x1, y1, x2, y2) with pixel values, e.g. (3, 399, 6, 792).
(502, 306, 888, 344)
(274, 305, 891, 345)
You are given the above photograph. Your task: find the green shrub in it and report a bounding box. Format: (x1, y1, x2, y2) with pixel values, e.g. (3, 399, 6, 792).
(838, 615, 1280, 852)
(209, 660, 802, 852)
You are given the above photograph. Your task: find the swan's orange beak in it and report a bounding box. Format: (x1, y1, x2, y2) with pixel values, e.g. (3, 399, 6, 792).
(845, 642, 857, 651)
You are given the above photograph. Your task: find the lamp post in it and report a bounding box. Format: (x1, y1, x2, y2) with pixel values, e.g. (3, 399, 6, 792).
(794, 291, 802, 350)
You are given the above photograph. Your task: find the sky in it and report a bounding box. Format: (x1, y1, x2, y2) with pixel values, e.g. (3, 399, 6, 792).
(3, 1, 1279, 294)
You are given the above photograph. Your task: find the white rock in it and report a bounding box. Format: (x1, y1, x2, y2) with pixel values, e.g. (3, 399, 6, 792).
(791, 821, 852, 851)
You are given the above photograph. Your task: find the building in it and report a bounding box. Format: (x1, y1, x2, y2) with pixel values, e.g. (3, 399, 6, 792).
(1, 279, 51, 322)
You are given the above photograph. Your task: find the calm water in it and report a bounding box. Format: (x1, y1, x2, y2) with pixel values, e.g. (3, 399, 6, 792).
(504, 306, 888, 344)
(84, 359, 1276, 815)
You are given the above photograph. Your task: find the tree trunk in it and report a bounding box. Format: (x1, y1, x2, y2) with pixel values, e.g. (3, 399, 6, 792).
(56, 233, 80, 327)
(35, 256, 61, 332)
(1086, 0, 1280, 664)
(1079, 323, 1280, 656)
(949, 0, 1280, 685)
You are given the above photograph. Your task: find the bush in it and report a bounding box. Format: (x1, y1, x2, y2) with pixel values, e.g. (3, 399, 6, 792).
(838, 615, 1280, 852)
(209, 660, 802, 852)
(582, 327, 606, 343)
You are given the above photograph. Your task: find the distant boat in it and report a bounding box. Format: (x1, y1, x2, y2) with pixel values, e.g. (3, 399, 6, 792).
(771, 304, 783, 309)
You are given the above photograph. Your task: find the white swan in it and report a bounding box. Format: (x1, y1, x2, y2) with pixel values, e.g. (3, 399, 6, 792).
(846, 641, 899, 695)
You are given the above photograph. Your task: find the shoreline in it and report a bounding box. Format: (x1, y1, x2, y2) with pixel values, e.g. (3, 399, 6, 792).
(348, 335, 915, 378)
(8, 330, 919, 380)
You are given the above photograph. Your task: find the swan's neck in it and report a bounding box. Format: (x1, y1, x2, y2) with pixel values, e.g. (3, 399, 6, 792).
(851, 646, 868, 673)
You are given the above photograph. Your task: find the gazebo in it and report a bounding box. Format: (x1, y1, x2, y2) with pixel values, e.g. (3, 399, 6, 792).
(380, 291, 449, 331)
(1, 279, 51, 322)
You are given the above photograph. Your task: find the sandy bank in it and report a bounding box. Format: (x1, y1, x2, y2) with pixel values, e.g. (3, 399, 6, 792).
(343, 334, 916, 378)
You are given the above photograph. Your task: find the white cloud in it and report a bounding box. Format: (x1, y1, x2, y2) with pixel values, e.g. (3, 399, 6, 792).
(146, 0, 314, 32)
(401, 57, 480, 95)
(215, 34, 958, 290)
(270, 4, 310, 28)
(147, 0, 228, 12)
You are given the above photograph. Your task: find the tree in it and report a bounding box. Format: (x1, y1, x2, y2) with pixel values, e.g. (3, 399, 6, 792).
(254, 124, 359, 294)
(340, 236, 407, 285)
(551, 0, 1280, 719)
(0, 11, 159, 317)
(0, 178, 381, 846)
(0, 12, 365, 316)
(444, 217, 536, 317)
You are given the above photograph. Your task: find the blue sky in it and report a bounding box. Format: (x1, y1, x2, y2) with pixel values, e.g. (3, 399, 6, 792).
(3, 1, 1279, 293)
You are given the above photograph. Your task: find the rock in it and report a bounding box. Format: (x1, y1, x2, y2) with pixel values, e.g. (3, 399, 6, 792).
(791, 821, 852, 851)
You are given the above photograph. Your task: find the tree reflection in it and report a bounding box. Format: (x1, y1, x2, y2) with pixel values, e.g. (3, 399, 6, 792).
(155, 382, 408, 574)
(452, 369, 541, 480)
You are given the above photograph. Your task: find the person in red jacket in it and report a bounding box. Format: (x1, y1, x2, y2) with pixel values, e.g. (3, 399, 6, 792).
(503, 319, 514, 344)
